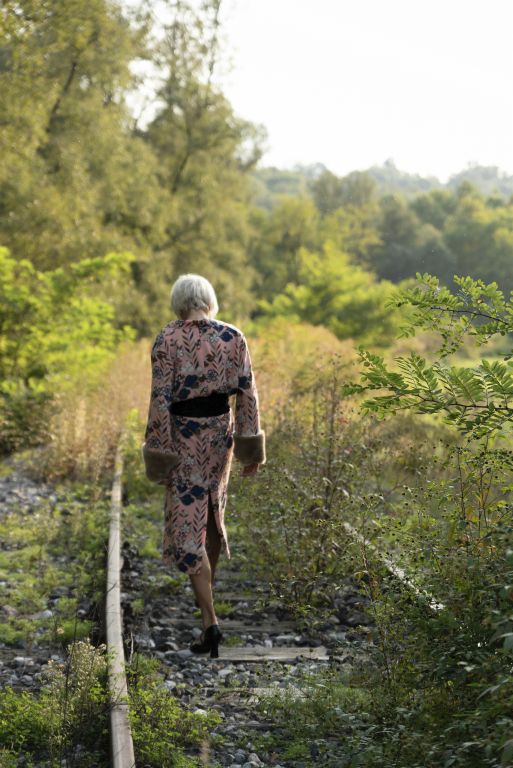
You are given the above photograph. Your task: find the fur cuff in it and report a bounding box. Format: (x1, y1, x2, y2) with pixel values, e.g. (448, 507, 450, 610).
(142, 443, 179, 483)
(233, 431, 266, 465)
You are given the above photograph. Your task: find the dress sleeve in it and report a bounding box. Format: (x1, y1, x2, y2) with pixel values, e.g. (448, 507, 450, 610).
(141, 331, 179, 484)
(233, 333, 266, 465)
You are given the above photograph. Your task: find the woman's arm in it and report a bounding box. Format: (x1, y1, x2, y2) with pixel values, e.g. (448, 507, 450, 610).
(142, 331, 179, 484)
(233, 333, 266, 466)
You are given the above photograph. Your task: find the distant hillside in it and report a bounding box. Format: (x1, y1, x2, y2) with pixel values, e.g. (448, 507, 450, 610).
(249, 167, 311, 210)
(252, 160, 513, 208)
(446, 165, 513, 197)
(365, 159, 441, 197)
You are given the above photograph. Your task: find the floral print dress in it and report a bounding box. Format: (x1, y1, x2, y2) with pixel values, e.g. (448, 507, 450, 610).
(143, 319, 264, 575)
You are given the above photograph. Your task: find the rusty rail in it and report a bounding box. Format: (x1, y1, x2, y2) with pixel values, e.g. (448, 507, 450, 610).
(106, 442, 136, 767)
(282, 468, 444, 612)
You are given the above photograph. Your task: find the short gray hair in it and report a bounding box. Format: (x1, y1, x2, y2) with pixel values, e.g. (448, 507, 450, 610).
(170, 273, 219, 319)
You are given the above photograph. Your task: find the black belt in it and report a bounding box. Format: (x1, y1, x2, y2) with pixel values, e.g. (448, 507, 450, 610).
(170, 391, 230, 417)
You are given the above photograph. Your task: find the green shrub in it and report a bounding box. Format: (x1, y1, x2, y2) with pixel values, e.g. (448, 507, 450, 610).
(127, 653, 221, 767)
(0, 486, 108, 652)
(0, 640, 109, 765)
(0, 247, 134, 454)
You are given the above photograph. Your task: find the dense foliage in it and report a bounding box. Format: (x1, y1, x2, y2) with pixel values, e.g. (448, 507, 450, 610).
(0, 0, 263, 334)
(345, 274, 513, 435)
(0, 247, 134, 453)
(233, 275, 513, 766)
(2, 1, 512, 345)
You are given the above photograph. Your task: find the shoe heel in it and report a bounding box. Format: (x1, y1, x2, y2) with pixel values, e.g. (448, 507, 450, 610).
(209, 626, 222, 659)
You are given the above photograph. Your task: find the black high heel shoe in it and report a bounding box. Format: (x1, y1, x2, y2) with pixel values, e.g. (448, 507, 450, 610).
(190, 624, 223, 658)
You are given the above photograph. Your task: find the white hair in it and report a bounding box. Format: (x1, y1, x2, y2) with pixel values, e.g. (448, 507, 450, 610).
(170, 273, 219, 319)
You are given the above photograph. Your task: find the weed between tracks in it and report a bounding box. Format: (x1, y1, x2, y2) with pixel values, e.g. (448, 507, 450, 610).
(0, 482, 108, 650)
(0, 640, 110, 767)
(254, 669, 373, 765)
(0, 480, 110, 766)
(0, 472, 224, 767)
(127, 653, 221, 767)
(226, 364, 513, 766)
(0, 642, 219, 768)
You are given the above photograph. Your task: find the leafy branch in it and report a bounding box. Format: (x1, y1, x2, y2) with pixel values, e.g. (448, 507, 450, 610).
(389, 272, 513, 356)
(342, 273, 513, 438)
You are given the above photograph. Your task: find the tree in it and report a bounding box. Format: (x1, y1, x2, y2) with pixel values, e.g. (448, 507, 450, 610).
(411, 189, 457, 231)
(368, 194, 421, 281)
(311, 170, 344, 215)
(320, 203, 382, 268)
(414, 223, 456, 286)
(444, 191, 513, 295)
(249, 197, 320, 300)
(343, 272, 513, 437)
(133, 0, 266, 330)
(311, 170, 376, 215)
(0, 0, 266, 333)
(448, 164, 513, 198)
(0, 247, 134, 452)
(0, 1, 163, 272)
(257, 242, 401, 346)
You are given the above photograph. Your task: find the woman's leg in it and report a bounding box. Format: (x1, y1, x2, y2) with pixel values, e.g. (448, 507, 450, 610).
(189, 493, 221, 629)
(189, 555, 217, 629)
(205, 491, 222, 585)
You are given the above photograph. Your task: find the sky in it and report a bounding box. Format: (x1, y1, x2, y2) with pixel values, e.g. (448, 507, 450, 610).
(215, 0, 513, 181)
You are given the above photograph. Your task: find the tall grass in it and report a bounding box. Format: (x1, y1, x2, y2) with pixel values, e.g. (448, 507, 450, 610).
(36, 340, 151, 483)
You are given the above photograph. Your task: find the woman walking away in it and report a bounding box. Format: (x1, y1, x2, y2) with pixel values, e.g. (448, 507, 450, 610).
(142, 274, 266, 658)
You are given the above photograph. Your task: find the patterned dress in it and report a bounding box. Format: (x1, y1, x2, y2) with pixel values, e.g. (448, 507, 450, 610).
(143, 318, 264, 575)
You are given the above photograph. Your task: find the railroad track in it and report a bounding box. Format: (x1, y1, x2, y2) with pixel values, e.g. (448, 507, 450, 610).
(282, 468, 444, 613)
(0, 447, 138, 766)
(0, 455, 121, 765)
(0, 444, 444, 766)
(112, 470, 378, 767)
(106, 456, 446, 766)
(106, 443, 135, 767)
(106, 447, 334, 768)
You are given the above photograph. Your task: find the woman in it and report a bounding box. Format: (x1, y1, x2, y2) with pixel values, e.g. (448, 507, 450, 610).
(142, 274, 265, 658)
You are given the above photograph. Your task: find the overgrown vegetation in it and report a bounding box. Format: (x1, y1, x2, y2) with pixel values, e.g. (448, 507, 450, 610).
(235, 275, 513, 766)
(0, 640, 110, 766)
(0, 248, 134, 454)
(0, 642, 219, 767)
(0, 483, 108, 648)
(127, 653, 221, 767)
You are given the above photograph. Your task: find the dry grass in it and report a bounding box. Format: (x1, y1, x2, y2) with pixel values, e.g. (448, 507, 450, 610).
(35, 319, 358, 483)
(37, 340, 152, 483)
(249, 318, 358, 433)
